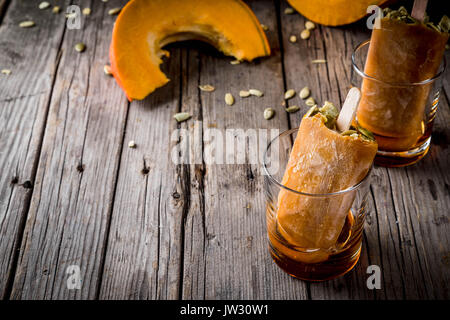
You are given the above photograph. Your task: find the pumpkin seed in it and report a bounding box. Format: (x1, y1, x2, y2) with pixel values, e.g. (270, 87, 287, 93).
(438, 15, 450, 33)
(39, 2, 50, 10)
(311, 59, 326, 64)
(239, 90, 250, 98)
(108, 7, 121, 15)
(225, 93, 235, 106)
(319, 101, 339, 129)
(300, 29, 311, 40)
(249, 89, 263, 97)
(19, 21, 35, 28)
(230, 59, 241, 65)
(289, 35, 297, 43)
(101, 0, 108, 2)
(284, 7, 294, 15)
(285, 105, 300, 113)
(299, 86, 310, 99)
(261, 24, 268, 31)
(199, 84, 215, 92)
(128, 140, 136, 148)
(52, 6, 61, 14)
(174, 112, 191, 123)
(284, 89, 295, 100)
(1, 69, 12, 75)
(356, 126, 375, 141)
(305, 21, 315, 30)
(304, 105, 319, 117)
(341, 129, 357, 136)
(264, 108, 275, 120)
(104, 65, 112, 76)
(305, 97, 315, 106)
(75, 42, 86, 53)
(82, 8, 91, 15)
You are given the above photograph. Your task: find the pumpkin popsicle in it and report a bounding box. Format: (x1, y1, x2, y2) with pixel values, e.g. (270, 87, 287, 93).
(275, 90, 377, 264)
(356, 7, 449, 151)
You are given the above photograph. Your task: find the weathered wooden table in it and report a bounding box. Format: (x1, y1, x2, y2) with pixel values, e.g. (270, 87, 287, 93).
(0, 0, 449, 300)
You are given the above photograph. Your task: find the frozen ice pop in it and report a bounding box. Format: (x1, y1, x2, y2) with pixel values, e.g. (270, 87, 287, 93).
(276, 95, 377, 263)
(357, 7, 449, 151)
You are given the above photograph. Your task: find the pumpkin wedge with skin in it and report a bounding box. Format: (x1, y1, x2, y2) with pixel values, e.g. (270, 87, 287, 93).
(110, 0, 271, 101)
(287, 0, 388, 26)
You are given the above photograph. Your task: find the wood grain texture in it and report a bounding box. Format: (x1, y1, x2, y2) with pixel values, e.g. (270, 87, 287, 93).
(98, 51, 184, 299)
(180, 0, 308, 299)
(0, 0, 448, 300)
(10, 0, 129, 299)
(0, 0, 70, 299)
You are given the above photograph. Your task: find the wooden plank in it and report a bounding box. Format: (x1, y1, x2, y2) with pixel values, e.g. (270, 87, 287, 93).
(98, 52, 184, 299)
(181, 0, 308, 299)
(0, 0, 70, 299)
(10, 0, 129, 299)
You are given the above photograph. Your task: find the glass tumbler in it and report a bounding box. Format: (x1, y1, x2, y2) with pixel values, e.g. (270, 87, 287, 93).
(263, 128, 372, 281)
(351, 40, 445, 167)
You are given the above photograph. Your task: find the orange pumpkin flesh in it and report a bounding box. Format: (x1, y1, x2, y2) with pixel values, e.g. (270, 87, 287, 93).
(110, 0, 271, 101)
(287, 0, 388, 26)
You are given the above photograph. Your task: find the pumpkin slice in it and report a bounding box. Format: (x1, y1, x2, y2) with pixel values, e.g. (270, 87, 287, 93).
(287, 0, 388, 26)
(110, 0, 270, 101)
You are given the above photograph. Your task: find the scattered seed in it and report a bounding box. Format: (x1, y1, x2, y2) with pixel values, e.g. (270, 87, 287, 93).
(199, 84, 215, 92)
(104, 65, 112, 76)
(249, 89, 263, 97)
(299, 87, 310, 99)
(128, 140, 136, 148)
(230, 59, 241, 65)
(264, 108, 275, 120)
(305, 105, 319, 117)
(19, 21, 35, 28)
(289, 35, 297, 43)
(284, 89, 296, 100)
(261, 24, 269, 31)
(225, 93, 235, 106)
(52, 6, 61, 14)
(341, 130, 357, 136)
(300, 29, 311, 40)
(82, 8, 91, 15)
(239, 90, 251, 98)
(108, 7, 121, 15)
(305, 97, 316, 106)
(284, 7, 294, 15)
(74, 42, 86, 53)
(174, 112, 191, 123)
(285, 105, 300, 113)
(305, 21, 316, 30)
(39, 2, 50, 10)
(1, 69, 12, 75)
(311, 59, 327, 64)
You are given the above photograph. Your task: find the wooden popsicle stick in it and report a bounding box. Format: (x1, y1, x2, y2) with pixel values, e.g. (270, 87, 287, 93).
(411, 0, 428, 22)
(336, 87, 361, 133)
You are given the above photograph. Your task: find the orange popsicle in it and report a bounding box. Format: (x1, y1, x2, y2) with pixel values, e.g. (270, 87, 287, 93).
(276, 100, 377, 263)
(357, 8, 448, 151)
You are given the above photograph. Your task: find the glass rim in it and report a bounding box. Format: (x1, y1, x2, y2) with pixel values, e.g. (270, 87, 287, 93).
(352, 39, 446, 87)
(263, 128, 372, 197)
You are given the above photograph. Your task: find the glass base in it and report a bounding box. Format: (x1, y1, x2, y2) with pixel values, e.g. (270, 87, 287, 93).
(374, 136, 431, 167)
(268, 240, 362, 282)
